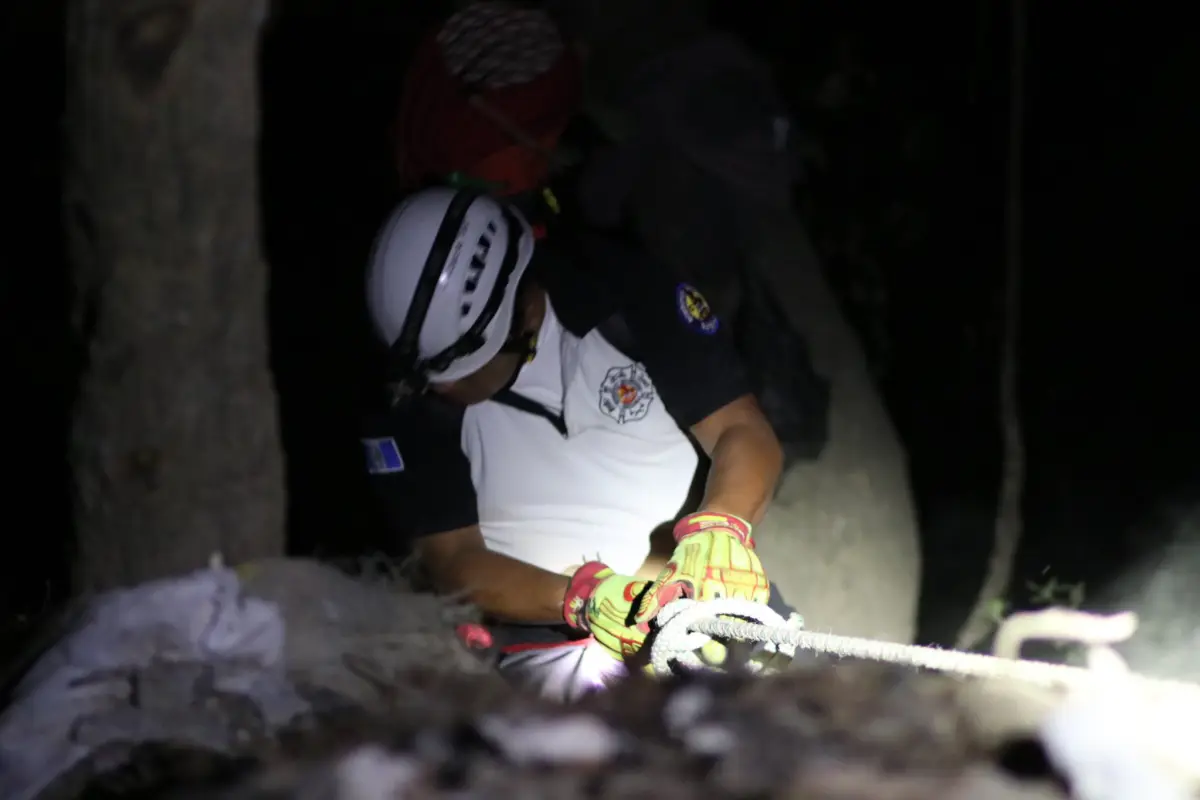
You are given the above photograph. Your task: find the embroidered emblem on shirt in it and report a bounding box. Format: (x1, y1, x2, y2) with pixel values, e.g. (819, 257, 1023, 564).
(598, 363, 656, 424)
(362, 437, 405, 475)
(675, 282, 720, 335)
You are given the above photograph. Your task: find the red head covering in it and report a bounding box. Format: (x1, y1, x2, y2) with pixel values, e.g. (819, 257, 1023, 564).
(394, 2, 583, 195)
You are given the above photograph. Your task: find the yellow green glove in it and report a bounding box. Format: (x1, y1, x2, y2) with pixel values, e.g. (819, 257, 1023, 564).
(634, 511, 771, 627)
(562, 561, 651, 663)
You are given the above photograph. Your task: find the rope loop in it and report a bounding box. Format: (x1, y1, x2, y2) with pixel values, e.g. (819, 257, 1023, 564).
(649, 598, 794, 676)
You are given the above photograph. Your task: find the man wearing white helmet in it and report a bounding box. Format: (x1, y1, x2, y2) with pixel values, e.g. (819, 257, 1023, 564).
(361, 186, 786, 701)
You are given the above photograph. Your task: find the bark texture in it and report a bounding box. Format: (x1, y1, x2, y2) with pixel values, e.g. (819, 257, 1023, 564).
(63, 0, 284, 593)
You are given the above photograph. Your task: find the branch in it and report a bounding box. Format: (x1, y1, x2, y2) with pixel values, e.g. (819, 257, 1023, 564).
(955, 0, 1028, 652)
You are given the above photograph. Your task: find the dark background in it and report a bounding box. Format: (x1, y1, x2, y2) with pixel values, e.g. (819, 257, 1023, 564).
(3, 2, 1197, 651)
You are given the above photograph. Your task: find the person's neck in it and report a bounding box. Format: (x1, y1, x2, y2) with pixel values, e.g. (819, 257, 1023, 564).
(524, 285, 549, 333)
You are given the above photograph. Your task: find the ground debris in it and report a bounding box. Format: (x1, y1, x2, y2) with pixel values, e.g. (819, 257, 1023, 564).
(62, 663, 1064, 800)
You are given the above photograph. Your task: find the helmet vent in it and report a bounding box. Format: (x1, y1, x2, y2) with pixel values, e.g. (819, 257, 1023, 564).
(460, 217, 500, 317)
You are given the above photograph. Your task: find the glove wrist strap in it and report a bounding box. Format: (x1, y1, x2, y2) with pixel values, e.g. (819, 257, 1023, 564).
(673, 511, 754, 547)
(562, 560, 609, 631)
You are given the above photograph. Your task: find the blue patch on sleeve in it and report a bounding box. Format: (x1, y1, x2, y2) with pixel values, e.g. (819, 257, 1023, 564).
(675, 282, 720, 335)
(362, 437, 405, 475)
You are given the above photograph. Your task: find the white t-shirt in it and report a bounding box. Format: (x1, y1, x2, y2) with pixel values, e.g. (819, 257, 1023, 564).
(463, 300, 698, 576)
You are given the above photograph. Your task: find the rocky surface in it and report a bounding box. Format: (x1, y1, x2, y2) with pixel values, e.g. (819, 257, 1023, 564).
(60, 663, 1066, 799)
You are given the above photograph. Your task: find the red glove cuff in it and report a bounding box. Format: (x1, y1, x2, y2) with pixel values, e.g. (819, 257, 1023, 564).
(562, 561, 610, 631)
(673, 511, 754, 548)
(455, 623, 494, 650)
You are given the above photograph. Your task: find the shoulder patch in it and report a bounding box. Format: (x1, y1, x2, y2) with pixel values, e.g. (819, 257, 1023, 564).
(362, 437, 405, 475)
(675, 282, 720, 335)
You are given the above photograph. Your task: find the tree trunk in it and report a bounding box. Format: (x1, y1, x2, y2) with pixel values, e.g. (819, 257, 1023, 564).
(738, 207, 922, 644)
(63, 0, 285, 593)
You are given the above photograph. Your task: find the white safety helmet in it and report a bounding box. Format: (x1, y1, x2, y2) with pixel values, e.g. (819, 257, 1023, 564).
(366, 186, 536, 395)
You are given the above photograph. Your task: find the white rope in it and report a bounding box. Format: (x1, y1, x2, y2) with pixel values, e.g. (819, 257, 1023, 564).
(648, 598, 1200, 699)
(649, 598, 792, 675)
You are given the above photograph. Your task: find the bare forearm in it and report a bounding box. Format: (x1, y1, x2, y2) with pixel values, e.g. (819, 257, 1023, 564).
(431, 546, 570, 624)
(700, 422, 783, 526)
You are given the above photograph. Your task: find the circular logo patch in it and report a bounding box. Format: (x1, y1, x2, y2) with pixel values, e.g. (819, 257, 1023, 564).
(598, 363, 656, 424)
(676, 283, 720, 335)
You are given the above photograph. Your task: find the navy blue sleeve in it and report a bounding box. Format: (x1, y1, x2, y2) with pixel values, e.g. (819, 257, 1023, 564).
(579, 231, 753, 429)
(360, 398, 479, 543)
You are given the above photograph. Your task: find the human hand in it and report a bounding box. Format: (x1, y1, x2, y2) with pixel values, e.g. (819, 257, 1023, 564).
(563, 561, 651, 663)
(634, 511, 771, 627)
